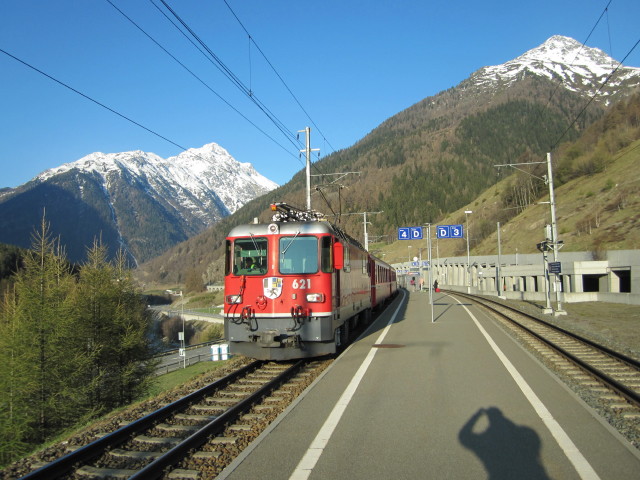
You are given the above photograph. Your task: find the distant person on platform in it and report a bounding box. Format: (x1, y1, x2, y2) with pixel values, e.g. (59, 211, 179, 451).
(433, 279, 439, 292)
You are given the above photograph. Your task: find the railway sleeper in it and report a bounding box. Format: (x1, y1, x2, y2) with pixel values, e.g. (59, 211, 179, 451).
(155, 423, 200, 435)
(609, 402, 636, 410)
(228, 424, 254, 432)
(192, 451, 222, 460)
(209, 436, 239, 445)
(205, 396, 239, 406)
(599, 393, 626, 402)
(167, 468, 201, 480)
(253, 404, 278, 412)
(173, 413, 218, 424)
(76, 465, 138, 479)
(263, 395, 288, 404)
(221, 390, 252, 398)
(242, 413, 266, 421)
(189, 405, 226, 415)
(133, 435, 182, 448)
(104, 449, 160, 470)
(622, 412, 640, 419)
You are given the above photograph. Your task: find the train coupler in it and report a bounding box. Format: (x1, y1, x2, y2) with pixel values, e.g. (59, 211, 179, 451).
(250, 330, 302, 349)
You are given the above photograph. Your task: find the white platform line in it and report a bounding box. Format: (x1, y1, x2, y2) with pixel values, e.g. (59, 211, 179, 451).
(458, 299, 601, 480)
(289, 291, 407, 480)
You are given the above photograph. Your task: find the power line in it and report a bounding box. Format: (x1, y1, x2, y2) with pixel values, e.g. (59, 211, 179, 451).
(151, 1, 339, 184)
(0, 46, 294, 179)
(111, 1, 331, 190)
(105, 0, 298, 162)
(0, 47, 188, 152)
(222, 0, 337, 155)
(153, 0, 301, 152)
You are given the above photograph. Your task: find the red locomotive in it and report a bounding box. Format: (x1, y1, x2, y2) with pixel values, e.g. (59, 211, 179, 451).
(223, 203, 397, 360)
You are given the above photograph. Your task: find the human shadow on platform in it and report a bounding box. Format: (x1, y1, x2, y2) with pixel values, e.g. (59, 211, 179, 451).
(459, 407, 552, 480)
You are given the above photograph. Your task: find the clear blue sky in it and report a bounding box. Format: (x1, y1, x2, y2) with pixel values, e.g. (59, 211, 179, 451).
(2, 0, 639, 189)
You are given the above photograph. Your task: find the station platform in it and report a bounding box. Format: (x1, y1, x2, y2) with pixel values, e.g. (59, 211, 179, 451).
(219, 289, 640, 480)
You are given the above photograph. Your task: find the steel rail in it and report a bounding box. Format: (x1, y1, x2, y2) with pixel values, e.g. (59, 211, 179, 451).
(457, 292, 640, 408)
(466, 293, 640, 369)
(130, 359, 306, 479)
(19, 360, 262, 480)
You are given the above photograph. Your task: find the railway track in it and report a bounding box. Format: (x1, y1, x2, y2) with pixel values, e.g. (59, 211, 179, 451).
(17, 358, 332, 480)
(456, 292, 640, 447)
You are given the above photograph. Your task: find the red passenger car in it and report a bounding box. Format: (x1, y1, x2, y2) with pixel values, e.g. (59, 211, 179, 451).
(224, 203, 396, 360)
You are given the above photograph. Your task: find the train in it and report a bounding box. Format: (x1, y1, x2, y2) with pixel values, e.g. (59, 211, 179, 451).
(223, 203, 398, 360)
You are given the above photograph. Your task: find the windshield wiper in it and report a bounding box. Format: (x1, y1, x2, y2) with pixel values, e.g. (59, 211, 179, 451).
(280, 231, 300, 259)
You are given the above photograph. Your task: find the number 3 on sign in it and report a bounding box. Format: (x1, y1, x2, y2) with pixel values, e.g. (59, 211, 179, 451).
(292, 279, 310, 289)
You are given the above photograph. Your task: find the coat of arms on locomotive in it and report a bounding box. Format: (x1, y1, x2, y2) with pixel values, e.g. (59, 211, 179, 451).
(263, 277, 283, 299)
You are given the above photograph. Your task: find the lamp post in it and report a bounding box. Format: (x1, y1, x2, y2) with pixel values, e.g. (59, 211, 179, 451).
(465, 210, 473, 292)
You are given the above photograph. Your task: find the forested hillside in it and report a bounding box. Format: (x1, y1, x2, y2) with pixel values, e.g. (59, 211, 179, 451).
(378, 92, 640, 262)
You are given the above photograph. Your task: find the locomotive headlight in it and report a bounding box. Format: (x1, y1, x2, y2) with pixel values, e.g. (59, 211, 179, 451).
(306, 293, 325, 303)
(226, 294, 242, 304)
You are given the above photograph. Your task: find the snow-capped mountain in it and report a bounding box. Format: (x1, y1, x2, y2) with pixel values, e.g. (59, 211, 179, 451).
(0, 143, 277, 264)
(37, 143, 277, 219)
(467, 35, 640, 103)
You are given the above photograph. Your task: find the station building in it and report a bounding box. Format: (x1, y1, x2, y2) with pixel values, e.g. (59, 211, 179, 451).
(394, 249, 639, 305)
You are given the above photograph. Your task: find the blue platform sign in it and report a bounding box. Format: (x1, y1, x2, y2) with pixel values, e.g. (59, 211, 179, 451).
(437, 224, 464, 239)
(398, 226, 423, 240)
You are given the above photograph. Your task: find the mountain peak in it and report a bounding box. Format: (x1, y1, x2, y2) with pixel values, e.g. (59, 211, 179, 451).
(468, 35, 640, 103)
(516, 35, 614, 73)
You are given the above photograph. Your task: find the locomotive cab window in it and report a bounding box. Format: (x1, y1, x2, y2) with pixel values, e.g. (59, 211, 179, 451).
(232, 237, 268, 275)
(320, 236, 333, 273)
(279, 236, 318, 274)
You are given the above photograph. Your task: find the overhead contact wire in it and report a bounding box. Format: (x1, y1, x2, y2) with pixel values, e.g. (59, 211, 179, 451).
(155, 0, 301, 152)
(222, 0, 337, 155)
(105, 0, 296, 161)
(0, 47, 187, 153)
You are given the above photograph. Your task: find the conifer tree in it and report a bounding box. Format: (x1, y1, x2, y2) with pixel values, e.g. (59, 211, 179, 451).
(72, 241, 155, 412)
(4, 216, 74, 444)
(0, 286, 32, 464)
